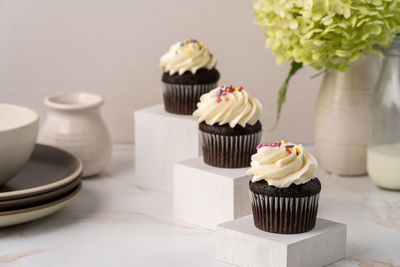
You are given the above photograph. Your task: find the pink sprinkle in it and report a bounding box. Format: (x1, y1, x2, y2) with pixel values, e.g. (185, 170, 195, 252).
(256, 144, 268, 150)
(257, 142, 282, 149)
(263, 142, 282, 147)
(267, 141, 281, 147)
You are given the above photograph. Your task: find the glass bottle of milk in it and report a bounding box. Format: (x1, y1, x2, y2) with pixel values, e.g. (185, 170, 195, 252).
(367, 35, 400, 190)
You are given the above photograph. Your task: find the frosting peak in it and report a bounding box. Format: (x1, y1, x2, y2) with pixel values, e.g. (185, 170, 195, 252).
(160, 39, 217, 75)
(193, 85, 262, 128)
(247, 141, 318, 188)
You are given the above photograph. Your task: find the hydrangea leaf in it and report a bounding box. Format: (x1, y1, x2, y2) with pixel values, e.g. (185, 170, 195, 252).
(272, 61, 303, 129)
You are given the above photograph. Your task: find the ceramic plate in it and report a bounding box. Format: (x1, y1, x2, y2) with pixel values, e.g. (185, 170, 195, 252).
(0, 183, 81, 228)
(0, 144, 82, 201)
(0, 174, 81, 211)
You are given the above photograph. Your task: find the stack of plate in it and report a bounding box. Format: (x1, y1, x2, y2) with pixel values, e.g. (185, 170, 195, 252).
(0, 144, 82, 227)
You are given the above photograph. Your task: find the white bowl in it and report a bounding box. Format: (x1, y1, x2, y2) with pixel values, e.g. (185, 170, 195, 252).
(0, 104, 39, 185)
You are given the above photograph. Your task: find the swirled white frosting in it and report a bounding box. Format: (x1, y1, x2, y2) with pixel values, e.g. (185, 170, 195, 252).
(192, 85, 262, 128)
(247, 141, 318, 188)
(160, 39, 217, 75)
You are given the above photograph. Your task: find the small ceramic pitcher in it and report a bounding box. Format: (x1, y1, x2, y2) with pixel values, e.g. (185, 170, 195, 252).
(38, 92, 112, 177)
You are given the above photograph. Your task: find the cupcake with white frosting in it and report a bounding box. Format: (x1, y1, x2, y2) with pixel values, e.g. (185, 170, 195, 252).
(160, 39, 220, 115)
(247, 141, 321, 234)
(193, 85, 262, 168)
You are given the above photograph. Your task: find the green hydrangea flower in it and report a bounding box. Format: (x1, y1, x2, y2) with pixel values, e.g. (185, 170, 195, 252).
(254, 0, 400, 124)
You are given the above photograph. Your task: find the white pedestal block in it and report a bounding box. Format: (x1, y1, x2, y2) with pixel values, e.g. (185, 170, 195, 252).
(134, 104, 200, 192)
(173, 157, 251, 230)
(216, 215, 346, 267)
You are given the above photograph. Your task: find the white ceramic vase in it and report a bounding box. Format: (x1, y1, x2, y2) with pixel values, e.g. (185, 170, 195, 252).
(315, 54, 381, 176)
(38, 92, 112, 177)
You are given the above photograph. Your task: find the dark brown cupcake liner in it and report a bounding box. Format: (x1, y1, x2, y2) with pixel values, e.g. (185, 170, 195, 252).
(250, 191, 320, 234)
(201, 131, 262, 168)
(162, 82, 217, 115)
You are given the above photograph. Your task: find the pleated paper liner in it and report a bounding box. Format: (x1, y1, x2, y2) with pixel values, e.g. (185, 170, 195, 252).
(250, 191, 320, 234)
(201, 131, 262, 168)
(162, 83, 217, 115)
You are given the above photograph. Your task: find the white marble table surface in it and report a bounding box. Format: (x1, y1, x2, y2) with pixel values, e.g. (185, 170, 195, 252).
(0, 145, 399, 267)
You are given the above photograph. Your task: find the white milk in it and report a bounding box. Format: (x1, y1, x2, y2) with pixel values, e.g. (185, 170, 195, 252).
(367, 143, 400, 190)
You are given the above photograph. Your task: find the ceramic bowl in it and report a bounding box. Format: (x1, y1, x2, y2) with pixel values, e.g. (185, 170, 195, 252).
(0, 104, 39, 185)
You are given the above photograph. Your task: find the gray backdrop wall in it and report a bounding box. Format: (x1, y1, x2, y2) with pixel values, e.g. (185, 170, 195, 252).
(0, 0, 322, 143)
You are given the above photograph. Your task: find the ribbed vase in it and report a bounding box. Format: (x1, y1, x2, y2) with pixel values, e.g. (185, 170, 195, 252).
(315, 54, 381, 175)
(38, 92, 112, 177)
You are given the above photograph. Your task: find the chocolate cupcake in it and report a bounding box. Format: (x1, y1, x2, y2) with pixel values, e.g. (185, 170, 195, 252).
(193, 85, 262, 168)
(247, 141, 320, 234)
(160, 39, 220, 115)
